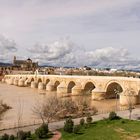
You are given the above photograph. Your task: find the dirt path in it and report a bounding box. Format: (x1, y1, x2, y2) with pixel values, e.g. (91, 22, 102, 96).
(50, 131, 61, 140)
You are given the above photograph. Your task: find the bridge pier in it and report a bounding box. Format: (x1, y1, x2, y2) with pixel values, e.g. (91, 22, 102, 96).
(46, 82, 55, 91)
(31, 81, 38, 88)
(119, 93, 139, 106)
(18, 79, 25, 87)
(13, 79, 19, 86)
(38, 82, 45, 90)
(57, 82, 67, 96)
(72, 84, 83, 96)
(92, 89, 106, 100)
(24, 79, 30, 86)
(2, 78, 5, 83)
(7, 78, 14, 85)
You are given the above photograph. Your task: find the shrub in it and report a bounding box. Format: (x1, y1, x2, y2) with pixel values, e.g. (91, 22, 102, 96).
(86, 116, 92, 124)
(1, 134, 9, 140)
(84, 123, 89, 129)
(73, 125, 80, 134)
(17, 131, 31, 140)
(35, 123, 49, 138)
(109, 112, 121, 120)
(17, 131, 27, 140)
(109, 112, 117, 120)
(64, 118, 74, 133)
(26, 131, 31, 138)
(121, 120, 126, 124)
(9, 135, 15, 140)
(80, 118, 85, 126)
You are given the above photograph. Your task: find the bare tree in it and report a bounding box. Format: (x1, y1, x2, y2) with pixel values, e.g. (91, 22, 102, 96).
(124, 88, 135, 120)
(33, 95, 98, 124)
(33, 95, 63, 124)
(0, 99, 12, 129)
(15, 97, 24, 139)
(17, 98, 24, 128)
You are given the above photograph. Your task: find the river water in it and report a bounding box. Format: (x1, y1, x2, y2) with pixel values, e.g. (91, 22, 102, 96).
(0, 82, 123, 129)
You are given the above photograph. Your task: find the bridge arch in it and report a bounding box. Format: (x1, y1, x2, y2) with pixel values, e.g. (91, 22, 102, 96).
(37, 78, 42, 83)
(105, 81, 123, 99)
(45, 79, 50, 85)
(54, 81, 60, 90)
(83, 82, 96, 94)
(30, 77, 35, 82)
(67, 81, 76, 93)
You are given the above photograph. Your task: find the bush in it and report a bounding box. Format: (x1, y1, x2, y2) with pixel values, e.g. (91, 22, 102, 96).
(80, 118, 85, 126)
(73, 125, 80, 134)
(26, 131, 31, 138)
(121, 120, 126, 124)
(17, 131, 31, 140)
(17, 131, 27, 140)
(9, 135, 15, 140)
(109, 112, 121, 120)
(109, 112, 117, 120)
(35, 123, 49, 138)
(1, 134, 9, 140)
(84, 123, 89, 129)
(64, 118, 74, 133)
(86, 116, 92, 124)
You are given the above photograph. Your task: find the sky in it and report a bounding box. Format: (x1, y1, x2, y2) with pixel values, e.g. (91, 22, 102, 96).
(0, 0, 140, 69)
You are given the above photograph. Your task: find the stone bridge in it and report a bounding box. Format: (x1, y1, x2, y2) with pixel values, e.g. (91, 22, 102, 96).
(3, 75, 140, 105)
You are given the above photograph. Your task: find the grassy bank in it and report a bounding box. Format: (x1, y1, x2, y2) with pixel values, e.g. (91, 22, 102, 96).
(61, 119, 140, 140)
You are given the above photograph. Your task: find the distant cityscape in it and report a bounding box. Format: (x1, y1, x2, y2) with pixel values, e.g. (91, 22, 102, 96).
(1, 56, 140, 81)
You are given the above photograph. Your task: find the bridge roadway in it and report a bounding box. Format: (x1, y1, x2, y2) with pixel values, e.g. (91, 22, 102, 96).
(3, 75, 140, 105)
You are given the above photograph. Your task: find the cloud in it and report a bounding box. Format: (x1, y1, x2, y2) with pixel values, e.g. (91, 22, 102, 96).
(0, 0, 140, 70)
(0, 35, 17, 62)
(28, 38, 75, 63)
(0, 35, 139, 70)
(28, 39, 140, 70)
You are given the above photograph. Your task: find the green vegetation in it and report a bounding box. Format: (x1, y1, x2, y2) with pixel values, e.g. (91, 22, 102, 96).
(86, 115, 93, 124)
(64, 118, 74, 133)
(35, 123, 49, 138)
(0, 124, 52, 140)
(108, 111, 121, 120)
(79, 118, 85, 126)
(61, 119, 140, 140)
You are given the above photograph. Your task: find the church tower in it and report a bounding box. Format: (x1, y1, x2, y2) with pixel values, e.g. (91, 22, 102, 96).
(13, 56, 16, 64)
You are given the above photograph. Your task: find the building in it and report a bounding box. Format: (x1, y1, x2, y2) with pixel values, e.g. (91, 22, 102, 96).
(13, 56, 38, 71)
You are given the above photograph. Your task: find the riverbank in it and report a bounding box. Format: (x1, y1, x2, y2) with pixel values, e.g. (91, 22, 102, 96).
(0, 108, 140, 136)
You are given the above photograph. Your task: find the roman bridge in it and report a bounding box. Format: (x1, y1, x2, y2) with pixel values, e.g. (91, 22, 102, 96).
(3, 74, 140, 105)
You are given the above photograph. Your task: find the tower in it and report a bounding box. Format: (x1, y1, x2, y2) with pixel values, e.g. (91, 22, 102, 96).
(13, 56, 16, 64)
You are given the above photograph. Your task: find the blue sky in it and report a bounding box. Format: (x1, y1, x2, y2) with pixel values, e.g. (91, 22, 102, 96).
(0, 0, 140, 69)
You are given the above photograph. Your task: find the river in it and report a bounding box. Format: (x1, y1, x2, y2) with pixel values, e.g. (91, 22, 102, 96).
(0, 82, 124, 129)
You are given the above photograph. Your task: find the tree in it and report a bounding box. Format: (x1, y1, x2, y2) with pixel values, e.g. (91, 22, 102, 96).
(124, 88, 135, 120)
(60, 99, 79, 116)
(16, 98, 24, 137)
(35, 123, 48, 138)
(0, 99, 11, 128)
(33, 95, 63, 124)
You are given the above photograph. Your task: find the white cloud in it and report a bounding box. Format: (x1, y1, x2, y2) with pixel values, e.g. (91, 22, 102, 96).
(28, 38, 75, 63)
(0, 0, 140, 70)
(0, 35, 17, 62)
(28, 39, 140, 70)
